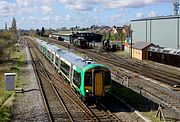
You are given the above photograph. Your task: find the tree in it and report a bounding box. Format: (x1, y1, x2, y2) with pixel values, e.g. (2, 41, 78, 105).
(29, 29, 36, 37)
(41, 27, 45, 37)
(36, 29, 40, 36)
(0, 31, 16, 60)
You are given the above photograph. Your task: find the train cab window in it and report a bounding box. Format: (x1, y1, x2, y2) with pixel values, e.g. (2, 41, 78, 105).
(84, 72, 92, 86)
(73, 70, 81, 88)
(102, 71, 111, 86)
(60, 61, 70, 77)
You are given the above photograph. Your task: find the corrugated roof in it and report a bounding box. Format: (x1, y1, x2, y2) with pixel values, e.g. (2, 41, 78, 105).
(132, 42, 153, 50)
(131, 15, 180, 22)
(148, 47, 180, 55)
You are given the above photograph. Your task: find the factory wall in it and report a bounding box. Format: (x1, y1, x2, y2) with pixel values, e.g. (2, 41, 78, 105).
(131, 17, 180, 49)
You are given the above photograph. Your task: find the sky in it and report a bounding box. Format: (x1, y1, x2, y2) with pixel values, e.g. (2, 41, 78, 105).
(0, 0, 178, 30)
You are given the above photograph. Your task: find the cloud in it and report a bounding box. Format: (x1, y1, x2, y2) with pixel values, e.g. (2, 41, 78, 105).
(0, 0, 171, 18)
(29, 16, 36, 22)
(136, 12, 144, 18)
(58, 0, 99, 11)
(148, 11, 157, 17)
(0, 0, 55, 17)
(64, 14, 74, 21)
(42, 6, 53, 14)
(41, 0, 55, 5)
(58, 0, 170, 11)
(16, 0, 30, 6)
(101, 0, 170, 9)
(42, 17, 51, 22)
(55, 16, 61, 22)
(20, 17, 25, 23)
(0, 1, 14, 17)
(110, 14, 121, 21)
(67, 3, 93, 11)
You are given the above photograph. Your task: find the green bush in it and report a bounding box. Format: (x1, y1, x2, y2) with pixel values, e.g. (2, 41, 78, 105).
(10, 66, 19, 72)
(0, 107, 12, 122)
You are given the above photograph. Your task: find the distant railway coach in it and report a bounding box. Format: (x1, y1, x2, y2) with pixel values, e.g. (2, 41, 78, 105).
(49, 34, 64, 41)
(35, 38, 111, 101)
(72, 32, 102, 49)
(148, 47, 180, 67)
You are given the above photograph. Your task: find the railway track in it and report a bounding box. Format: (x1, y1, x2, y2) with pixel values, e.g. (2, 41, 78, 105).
(50, 39, 180, 87)
(82, 50, 180, 87)
(26, 37, 127, 121)
(46, 39, 180, 114)
(28, 40, 73, 121)
(106, 52, 180, 86)
(81, 50, 180, 112)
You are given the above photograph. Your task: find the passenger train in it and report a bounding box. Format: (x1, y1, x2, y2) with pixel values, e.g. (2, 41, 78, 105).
(35, 38, 111, 101)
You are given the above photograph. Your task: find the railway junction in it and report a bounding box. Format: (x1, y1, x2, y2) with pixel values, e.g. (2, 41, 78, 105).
(45, 37, 180, 120)
(7, 36, 179, 122)
(1, 1, 180, 122)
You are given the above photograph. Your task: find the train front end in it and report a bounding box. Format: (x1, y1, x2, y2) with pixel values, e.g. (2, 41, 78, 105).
(82, 64, 111, 98)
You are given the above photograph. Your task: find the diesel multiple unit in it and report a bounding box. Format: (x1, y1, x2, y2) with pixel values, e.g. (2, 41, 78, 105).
(35, 38, 111, 101)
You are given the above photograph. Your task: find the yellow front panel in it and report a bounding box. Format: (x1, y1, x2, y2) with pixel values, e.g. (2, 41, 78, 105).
(95, 73, 103, 96)
(85, 86, 92, 91)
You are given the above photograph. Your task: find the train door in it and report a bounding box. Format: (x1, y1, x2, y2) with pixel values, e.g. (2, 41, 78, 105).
(94, 71, 103, 96)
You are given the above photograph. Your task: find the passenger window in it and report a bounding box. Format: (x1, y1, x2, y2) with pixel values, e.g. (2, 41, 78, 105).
(47, 50, 51, 59)
(52, 54, 54, 61)
(73, 70, 81, 88)
(84, 72, 92, 86)
(55, 56, 58, 66)
(60, 61, 70, 77)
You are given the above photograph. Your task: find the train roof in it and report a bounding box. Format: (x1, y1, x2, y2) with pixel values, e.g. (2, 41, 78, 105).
(40, 40, 49, 46)
(56, 49, 96, 69)
(39, 39, 100, 69)
(46, 43, 61, 52)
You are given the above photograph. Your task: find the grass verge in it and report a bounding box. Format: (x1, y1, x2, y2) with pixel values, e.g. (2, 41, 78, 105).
(0, 44, 26, 121)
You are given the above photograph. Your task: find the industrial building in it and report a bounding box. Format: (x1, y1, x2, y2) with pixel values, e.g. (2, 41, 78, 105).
(131, 15, 180, 49)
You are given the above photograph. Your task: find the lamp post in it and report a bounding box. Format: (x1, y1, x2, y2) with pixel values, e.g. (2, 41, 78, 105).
(130, 30, 133, 58)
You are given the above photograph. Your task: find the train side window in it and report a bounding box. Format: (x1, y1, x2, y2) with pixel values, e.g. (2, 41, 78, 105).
(102, 71, 111, 86)
(73, 70, 81, 88)
(52, 53, 54, 61)
(47, 50, 51, 59)
(84, 72, 92, 86)
(58, 58, 61, 68)
(55, 56, 58, 66)
(60, 61, 70, 77)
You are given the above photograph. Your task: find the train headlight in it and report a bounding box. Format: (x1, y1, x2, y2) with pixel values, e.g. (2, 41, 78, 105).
(104, 88, 110, 92)
(85, 89, 91, 93)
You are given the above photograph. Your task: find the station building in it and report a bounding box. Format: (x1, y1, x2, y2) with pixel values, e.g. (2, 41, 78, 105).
(131, 15, 180, 49)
